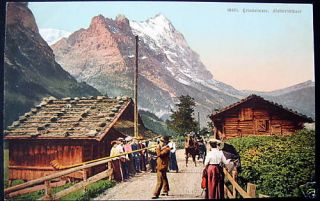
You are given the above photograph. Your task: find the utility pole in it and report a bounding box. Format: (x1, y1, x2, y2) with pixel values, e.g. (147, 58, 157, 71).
(134, 35, 139, 139)
(198, 111, 200, 133)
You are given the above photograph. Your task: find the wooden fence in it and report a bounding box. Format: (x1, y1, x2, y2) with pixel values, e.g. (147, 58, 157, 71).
(4, 146, 156, 200)
(223, 168, 269, 198)
(5, 145, 269, 200)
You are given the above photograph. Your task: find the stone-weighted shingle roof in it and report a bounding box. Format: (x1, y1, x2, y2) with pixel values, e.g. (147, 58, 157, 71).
(4, 95, 131, 141)
(211, 94, 313, 123)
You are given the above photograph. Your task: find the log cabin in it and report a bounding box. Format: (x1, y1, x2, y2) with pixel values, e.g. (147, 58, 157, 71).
(4, 96, 156, 182)
(210, 94, 313, 140)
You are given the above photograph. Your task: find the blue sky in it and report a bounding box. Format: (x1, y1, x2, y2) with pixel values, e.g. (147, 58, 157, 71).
(29, 2, 314, 91)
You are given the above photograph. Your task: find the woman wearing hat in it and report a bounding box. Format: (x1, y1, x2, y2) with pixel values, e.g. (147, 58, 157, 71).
(152, 136, 172, 199)
(203, 139, 231, 199)
(110, 140, 124, 182)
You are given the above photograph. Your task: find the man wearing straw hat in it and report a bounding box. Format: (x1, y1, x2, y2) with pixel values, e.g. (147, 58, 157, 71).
(152, 135, 172, 199)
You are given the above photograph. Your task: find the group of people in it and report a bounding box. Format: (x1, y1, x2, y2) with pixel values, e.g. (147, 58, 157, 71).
(152, 135, 233, 200)
(110, 134, 233, 200)
(109, 136, 148, 182)
(109, 136, 179, 183)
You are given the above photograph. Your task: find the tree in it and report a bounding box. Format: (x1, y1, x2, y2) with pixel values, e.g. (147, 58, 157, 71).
(198, 127, 210, 137)
(166, 95, 198, 136)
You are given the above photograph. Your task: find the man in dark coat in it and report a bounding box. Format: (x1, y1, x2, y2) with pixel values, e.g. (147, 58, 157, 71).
(152, 136, 171, 199)
(131, 138, 141, 173)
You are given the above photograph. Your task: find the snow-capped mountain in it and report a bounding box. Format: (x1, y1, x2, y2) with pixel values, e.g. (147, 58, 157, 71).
(50, 13, 241, 124)
(50, 13, 314, 124)
(130, 14, 243, 99)
(39, 28, 71, 45)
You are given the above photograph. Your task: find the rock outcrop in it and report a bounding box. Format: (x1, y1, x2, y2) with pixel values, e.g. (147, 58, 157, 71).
(51, 13, 239, 124)
(4, 2, 100, 127)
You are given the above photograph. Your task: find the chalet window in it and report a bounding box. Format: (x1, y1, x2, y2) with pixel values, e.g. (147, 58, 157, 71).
(257, 120, 269, 132)
(240, 108, 253, 120)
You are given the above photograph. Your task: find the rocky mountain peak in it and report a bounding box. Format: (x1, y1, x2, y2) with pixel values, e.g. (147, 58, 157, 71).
(90, 14, 107, 30)
(116, 14, 129, 24)
(4, 2, 100, 127)
(149, 13, 172, 30)
(6, 2, 38, 33)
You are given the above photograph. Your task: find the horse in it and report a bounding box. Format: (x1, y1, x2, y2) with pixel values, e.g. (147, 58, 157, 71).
(196, 139, 207, 163)
(184, 135, 198, 167)
(220, 142, 241, 176)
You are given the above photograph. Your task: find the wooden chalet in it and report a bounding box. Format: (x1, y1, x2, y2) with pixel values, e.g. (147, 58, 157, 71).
(4, 96, 156, 182)
(210, 94, 313, 140)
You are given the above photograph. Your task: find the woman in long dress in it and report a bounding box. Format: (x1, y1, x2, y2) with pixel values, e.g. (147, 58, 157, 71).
(110, 140, 123, 182)
(204, 140, 230, 199)
(168, 140, 179, 172)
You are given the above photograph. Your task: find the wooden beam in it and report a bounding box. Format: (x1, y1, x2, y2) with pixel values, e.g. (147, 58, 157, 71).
(6, 180, 66, 198)
(5, 145, 155, 194)
(224, 184, 235, 198)
(44, 180, 52, 200)
(223, 168, 251, 198)
(232, 170, 237, 198)
(9, 166, 55, 171)
(247, 183, 256, 198)
(40, 169, 112, 200)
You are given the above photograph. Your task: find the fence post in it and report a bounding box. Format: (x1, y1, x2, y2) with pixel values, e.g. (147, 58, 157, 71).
(232, 170, 237, 198)
(247, 183, 256, 198)
(82, 168, 87, 194)
(224, 185, 227, 198)
(44, 180, 52, 200)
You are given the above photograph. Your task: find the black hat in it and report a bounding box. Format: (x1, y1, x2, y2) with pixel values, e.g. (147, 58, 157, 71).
(160, 135, 170, 142)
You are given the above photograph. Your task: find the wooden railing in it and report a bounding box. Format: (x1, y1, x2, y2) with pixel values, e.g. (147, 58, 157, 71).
(223, 168, 269, 198)
(5, 146, 269, 200)
(4, 146, 156, 200)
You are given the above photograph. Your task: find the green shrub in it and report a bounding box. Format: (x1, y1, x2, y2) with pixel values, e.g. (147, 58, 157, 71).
(226, 129, 315, 197)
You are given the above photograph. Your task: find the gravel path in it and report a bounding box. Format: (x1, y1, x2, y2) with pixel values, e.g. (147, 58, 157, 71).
(94, 149, 206, 200)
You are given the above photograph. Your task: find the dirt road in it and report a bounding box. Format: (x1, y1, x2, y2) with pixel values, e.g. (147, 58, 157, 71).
(94, 149, 206, 200)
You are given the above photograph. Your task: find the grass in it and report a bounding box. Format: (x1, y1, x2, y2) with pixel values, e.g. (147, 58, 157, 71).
(4, 148, 116, 200)
(4, 148, 9, 187)
(60, 179, 116, 201)
(7, 182, 74, 201)
(6, 179, 116, 201)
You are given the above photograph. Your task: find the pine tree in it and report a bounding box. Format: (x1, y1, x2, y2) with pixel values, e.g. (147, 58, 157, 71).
(166, 95, 198, 136)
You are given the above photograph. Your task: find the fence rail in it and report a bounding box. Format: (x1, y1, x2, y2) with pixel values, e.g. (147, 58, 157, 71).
(223, 168, 269, 198)
(4, 145, 157, 200)
(5, 145, 269, 200)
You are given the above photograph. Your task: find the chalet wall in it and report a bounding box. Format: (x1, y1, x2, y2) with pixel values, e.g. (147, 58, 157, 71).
(216, 107, 302, 139)
(8, 140, 84, 181)
(8, 127, 128, 181)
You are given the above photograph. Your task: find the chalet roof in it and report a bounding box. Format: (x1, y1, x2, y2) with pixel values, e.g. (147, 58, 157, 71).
(4, 96, 133, 141)
(210, 94, 313, 122)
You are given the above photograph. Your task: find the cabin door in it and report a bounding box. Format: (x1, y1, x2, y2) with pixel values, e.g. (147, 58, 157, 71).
(255, 119, 270, 135)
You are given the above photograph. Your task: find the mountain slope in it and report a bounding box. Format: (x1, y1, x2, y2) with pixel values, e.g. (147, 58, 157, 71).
(267, 86, 315, 119)
(51, 13, 314, 124)
(242, 80, 315, 97)
(241, 80, 315, 119)
(51, 14, 239, 125)
(4, 2, 100, 127)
